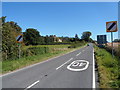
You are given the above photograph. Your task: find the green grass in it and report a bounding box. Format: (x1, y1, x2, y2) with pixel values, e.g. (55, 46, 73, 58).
(2, 44, 85, 74)
(94, 46, 119, 88)
(23, 45, 70, 50)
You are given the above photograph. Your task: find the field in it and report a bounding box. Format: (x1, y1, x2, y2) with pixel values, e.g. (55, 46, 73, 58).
(23, 45, 70, 49)
(23, 45, 71, 52)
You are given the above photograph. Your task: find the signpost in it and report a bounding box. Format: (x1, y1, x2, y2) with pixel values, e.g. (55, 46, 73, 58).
(106, 21, 118, 58)
(97, 35, 107, 44)
(16, 34, 23, 58)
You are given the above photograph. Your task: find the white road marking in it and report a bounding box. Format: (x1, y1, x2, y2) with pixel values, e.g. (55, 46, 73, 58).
(25, 80, 39, 90)
(93, 49, 96, 88)
(76, 52, 81, 56)
(56, 58, 73, 70)
(67, 60, 89, 72)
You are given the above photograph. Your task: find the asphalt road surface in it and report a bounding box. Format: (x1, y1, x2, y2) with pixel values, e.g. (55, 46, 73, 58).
(2, 43, 95, 89)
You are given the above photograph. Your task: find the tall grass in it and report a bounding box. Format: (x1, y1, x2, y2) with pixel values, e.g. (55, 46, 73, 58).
(2, 44, 86, 74)
(2, 51, 64, 74)
(94, 46, 119, 88)
(23, 45, 70, 50)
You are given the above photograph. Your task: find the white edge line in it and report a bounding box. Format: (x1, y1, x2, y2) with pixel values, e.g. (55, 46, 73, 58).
(1, 48, 78, 77)
(56, 58, 73, 70)
(93, 48, 96, 88)
(25, 80, 40, 90)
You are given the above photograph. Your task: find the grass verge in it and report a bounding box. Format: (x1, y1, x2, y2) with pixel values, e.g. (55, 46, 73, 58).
(2, 45, 85, 75)
(94, 46, 120, 88)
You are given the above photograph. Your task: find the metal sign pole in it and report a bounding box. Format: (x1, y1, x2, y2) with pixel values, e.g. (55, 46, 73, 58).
(111, 32, 114, 58)
(18, 43, 21, 59)
(106, 21, 118, 58)
(16, 34, 23, 59)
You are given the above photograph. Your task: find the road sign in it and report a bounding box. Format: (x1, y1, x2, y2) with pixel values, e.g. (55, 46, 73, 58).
(16, 34, 23, 43)
(97, 35, 107, 44)
(67, 60, 89, 72)
(106, 21, 118, 32)
(106, 21, 118, 58)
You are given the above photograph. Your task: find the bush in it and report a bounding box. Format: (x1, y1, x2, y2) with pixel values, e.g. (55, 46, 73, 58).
(103, 46, 120, 59)
(68, 41, 86, 48)
(95, 46, 120, 88)
(22, 47, 49, 57)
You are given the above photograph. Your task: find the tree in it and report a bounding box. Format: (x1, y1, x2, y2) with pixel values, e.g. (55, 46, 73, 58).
(114, 39, 120, 42)
(44, 35, 49, 45)
(8, 21, 22, 34)
(44, 35, 55, 45)
(1, 16, 22, 60)
(75, 34, 79, 41)
(1, 16, 6, 24)
(69, 38, 75, 42)
(81, 31, 92, 42)
(60, 36, 70, 43)
(49, 35, 54, 44)
(39, 36, 45, 45)
(23, 28, 41, 45)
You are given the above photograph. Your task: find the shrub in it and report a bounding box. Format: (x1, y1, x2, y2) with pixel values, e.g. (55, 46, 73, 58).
(68, 41, 86, 48)
(22, 47, 49, 57)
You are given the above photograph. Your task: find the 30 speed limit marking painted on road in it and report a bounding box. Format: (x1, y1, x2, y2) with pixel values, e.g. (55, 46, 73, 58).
(67, 60, 89, 71)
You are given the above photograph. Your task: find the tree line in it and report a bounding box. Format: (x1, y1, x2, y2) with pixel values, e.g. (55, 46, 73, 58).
(1, 16, 92, 60)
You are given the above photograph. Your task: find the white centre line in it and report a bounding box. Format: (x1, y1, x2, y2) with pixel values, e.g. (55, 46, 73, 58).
(56, 58, 73, 70)
(25, 80, 40, 90)
(76, 52, 81, 56)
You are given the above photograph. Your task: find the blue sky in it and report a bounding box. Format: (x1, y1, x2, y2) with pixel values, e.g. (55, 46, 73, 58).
(2, 2, 118, 41)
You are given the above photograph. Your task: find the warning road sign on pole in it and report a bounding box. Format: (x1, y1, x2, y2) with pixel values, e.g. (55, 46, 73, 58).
(16, 34, 23, 43)
(16, 34, 23, 58)
(106, 21, 118, 58)
(106, 21, 118, 32)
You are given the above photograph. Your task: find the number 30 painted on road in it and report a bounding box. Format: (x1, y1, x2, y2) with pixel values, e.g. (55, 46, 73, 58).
(67, 60, 89, 71)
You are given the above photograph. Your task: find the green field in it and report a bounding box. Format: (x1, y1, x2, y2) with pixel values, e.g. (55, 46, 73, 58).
(2, 44, 86, 74)
(23, 45, 70, 50)
(94, 46, 120, 88)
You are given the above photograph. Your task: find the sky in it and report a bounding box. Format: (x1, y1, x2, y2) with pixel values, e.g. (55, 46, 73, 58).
(1, 0, 120, 2)
(2, 2, 118, 42)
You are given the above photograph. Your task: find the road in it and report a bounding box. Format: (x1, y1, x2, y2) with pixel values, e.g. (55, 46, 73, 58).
(2, 43, 95, 89)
